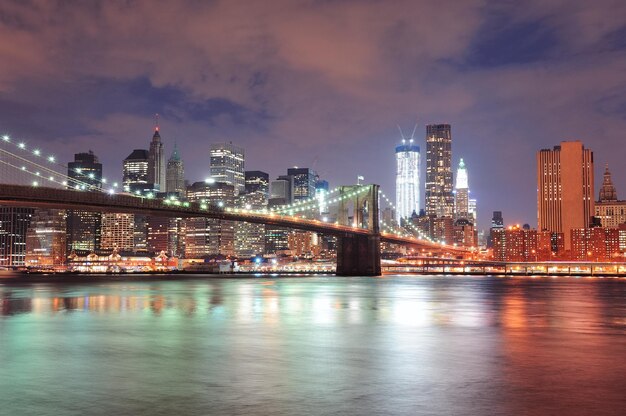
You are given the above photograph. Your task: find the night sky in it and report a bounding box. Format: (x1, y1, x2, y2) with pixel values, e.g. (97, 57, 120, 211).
(0, 0, 625, 229)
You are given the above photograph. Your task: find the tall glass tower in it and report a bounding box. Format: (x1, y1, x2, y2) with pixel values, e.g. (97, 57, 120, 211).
(395, 139, 420, 221)
(454, 158, 469, 220)
(210, 142, 245, 195)
(425, 124, 453, 217)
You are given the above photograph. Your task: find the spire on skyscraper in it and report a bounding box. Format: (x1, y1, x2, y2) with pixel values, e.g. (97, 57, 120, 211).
(599, 164, 617, 202)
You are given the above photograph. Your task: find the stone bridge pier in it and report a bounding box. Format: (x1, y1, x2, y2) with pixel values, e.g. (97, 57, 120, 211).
(335, 184, 381, 276)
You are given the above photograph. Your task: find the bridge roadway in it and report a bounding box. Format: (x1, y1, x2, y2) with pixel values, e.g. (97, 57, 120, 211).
(0, 184, 459, 253)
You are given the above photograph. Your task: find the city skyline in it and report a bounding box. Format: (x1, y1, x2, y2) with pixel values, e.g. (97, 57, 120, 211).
(0, 1, 625, 230)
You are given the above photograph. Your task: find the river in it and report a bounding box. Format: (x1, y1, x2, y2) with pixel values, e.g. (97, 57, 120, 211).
(0, 274, 624, 415)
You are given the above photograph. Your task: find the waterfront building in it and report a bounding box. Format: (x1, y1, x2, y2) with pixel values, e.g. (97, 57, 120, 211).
(100, 213, 134, 251)
(537, 141, 594, 250)
(287, 167, 317, 201)
(570, 227, 620, 261)
(234, 191, 266, 258)
(595, 165, 626, 228)
(425, 124, 453, 217)
(395, 135, 420, 222)
(492, 225, 539, 262)
(184, 181, 235, 258)
(66, 151, 102, 253)
(147, 216, 170, 254)
(210, 142, 245, 195)
(452, 218, 477, 248)
(0, 207, 33, 266)
(147, 125, 166, 191)
(166, 143, 185, 194)
(25, 209, 66, 267)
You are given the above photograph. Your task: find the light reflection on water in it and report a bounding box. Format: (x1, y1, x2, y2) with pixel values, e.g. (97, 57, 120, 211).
(0, 275, 624, 416)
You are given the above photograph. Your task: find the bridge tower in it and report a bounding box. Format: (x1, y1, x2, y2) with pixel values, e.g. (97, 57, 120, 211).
(336, 184, 381, 276)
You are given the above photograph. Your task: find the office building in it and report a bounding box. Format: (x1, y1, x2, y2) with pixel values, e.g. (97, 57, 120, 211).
(235, 191, 266, 258)
(66, 151, 102, 253)
(25, 209, 66, 267)
(245, 171, 270, 197)
(425, 124, 454, 217)
(166, 143, 185, 194)
(0, 207, 33, 266)
(210, 142, 245, 194)
(184, 181, 235, 258)
(123, 149, 151, 193)
(100, 213, 134, 251)
(537, 141, 594, 250)
(287, 167, 317, 201)
(395, 137, 420, 221)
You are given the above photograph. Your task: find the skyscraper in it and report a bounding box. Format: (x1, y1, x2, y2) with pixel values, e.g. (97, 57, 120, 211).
(123, 149, 150, 193)
(147, 124, 166, 191)
(425, 124, 453, 217)
(25, 209, 66, 267)
(537, 141, 594, 250)
(66, 151, 102, 253)
(598, 165, 617, 202)
(454, 158, 469, 221)
(166, 143, 185, 194)
(184, 181, 235, 257)
(395, 135, 420, 221)
(287, 167, 317, 201)
(210, 142, 245, 195)
(245, 171, 270, 197)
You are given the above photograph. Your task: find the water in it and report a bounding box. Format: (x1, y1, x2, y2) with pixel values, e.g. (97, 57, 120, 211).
(0, 274, 624, 415)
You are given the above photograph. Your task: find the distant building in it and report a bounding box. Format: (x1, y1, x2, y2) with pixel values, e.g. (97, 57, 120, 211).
(184, 181, 235, 258)
(166, 143, 185, 194)
(425, 124, 453, 217)
(235, 191, 266, 258)
(595, 165, 626, 228)
(570, 227, 620, 261)
(395, 133, 420, 221)
(210, 142, 245, 195)
(100, 213, 134, 251)
(147, 125, 166, 191)
(270, 175, 294, 204)
(287, 167, 317, 201)
(123, 149, 151, 194)
(453, 218, 477, 248)
(66, 151, 102, 253)
(25, 209, 66, 267)
(492, 225, 539, 262)
(454, 158, 470, 221)
(537, 141, 594, 250)
(0, 207, 33, 266)
(245, 171, 269, 197)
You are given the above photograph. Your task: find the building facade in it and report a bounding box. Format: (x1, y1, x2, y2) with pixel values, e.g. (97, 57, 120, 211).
(287, 167, 317, 201)
(395, 140, 420, 221)
(595, 165, 626, 228)
(537, 141, 594, 250)
(66, 151, 103, 253)
(425, 124, 453, 217)
(210, 142, 245, 195)
(25, 209, 67, 267)
(454, 158, 470, 222)
(0, 207, 33, 266)
(147, 126, 166, 191)
(166, 143, 185, 194)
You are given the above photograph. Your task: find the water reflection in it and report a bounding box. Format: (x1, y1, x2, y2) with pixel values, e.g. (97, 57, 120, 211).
(0, 275, 624, 415)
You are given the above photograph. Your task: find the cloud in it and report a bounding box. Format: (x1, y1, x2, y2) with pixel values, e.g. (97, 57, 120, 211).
(0, 0, 624, 228)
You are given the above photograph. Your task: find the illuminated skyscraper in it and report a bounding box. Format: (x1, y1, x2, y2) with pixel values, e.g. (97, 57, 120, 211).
(66, 151, 102, 253)
(210, 142, 245, 195)
(147, 124, 166, 191)
(166, 143, 185, 194)
(395, 132, 420, 221)
(287, 167, 317, 201)
(123, 149, 150, 193)
(425, 124, 453, 217)
(454, 158, 470, 221)
(0, 207, 33, 266)
(537, 141, 594, 250)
